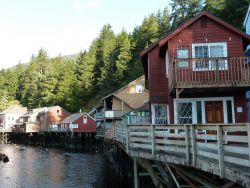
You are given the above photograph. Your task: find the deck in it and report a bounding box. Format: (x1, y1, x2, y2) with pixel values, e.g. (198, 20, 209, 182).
(169, 57, 250, 93)
(109, 123, 250, 187)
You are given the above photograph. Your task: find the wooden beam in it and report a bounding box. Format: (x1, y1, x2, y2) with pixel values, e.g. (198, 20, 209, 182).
(151, 124, 155, 158)
(185, 125, 190, 164)
(174, 167, 198, 188)
(176, 88, 184, 124)
(217, 125, 225, 178)
(133, 158, 139, 188)
(248, 123, 250, 160)
(190, 124, 196, 166)
(165, 163, 181, 188)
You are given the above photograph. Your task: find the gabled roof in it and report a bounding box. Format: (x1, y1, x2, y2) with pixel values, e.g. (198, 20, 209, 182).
(244, 4, 250, 28)
(101, 75, 146, 100)
(60, 113, 83, 124)
(101, 75, 149, 109)
(1, 105, 27, 114)
(141, 11, 250, 58)
(60, 112, 95, 124)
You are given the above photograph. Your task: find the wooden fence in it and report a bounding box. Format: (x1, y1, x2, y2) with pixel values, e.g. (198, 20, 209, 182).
(109, 123, 250, 184)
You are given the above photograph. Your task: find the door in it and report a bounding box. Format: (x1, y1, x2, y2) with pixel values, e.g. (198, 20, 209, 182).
(205, 101, 224, 123)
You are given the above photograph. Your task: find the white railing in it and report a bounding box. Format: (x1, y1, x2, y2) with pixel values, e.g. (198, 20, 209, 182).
(112, 123, 250, 180)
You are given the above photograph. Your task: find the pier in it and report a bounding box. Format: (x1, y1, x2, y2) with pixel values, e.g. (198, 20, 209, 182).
(104, 123, 250, 187)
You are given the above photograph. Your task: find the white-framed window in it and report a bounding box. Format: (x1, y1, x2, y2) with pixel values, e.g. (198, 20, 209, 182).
(135, 84, 142, 93)
(177, 49, 189, 68)
(192, 42, 228, 71)
(151, 104, 169, 125)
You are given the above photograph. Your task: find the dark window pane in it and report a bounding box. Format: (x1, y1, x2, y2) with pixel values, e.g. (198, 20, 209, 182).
(226, 100, 233, 123)
(196, 101, 202, 124)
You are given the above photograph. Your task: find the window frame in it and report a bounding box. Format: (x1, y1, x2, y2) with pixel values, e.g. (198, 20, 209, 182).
(192, 42, 228, 71)
(151, 103, 169, 125)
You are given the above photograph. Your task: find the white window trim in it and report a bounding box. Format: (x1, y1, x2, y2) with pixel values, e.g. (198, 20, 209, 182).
(192, 42, 228, 71)
(165, 50, 169, 78)
(174, 97, 235, 124)
(151, 103, 169, 125)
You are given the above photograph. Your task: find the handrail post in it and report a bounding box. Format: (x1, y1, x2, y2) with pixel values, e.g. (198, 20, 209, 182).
(247, 123, 250, 160)
(126, 125, 129, 153)
(185, 125, 190, 164)
(217, 125, 224, 178)
(151, 124, 156, 158)
(191, 124, 196, 166)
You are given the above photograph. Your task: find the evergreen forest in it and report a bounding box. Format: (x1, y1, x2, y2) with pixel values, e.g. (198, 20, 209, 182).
(0, 0, 249, 112)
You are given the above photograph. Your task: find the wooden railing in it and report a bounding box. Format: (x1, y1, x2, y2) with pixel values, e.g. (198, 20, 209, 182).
(105, 110, 124, 118)
(110, 123, 250, 186)
(169, 57, 250, 91)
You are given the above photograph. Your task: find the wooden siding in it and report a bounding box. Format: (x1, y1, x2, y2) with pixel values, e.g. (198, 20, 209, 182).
(40, 107, 70, 130)
(72, 114, 96, 133)
(114, 76, 149, 109)
(148, 46, 168, 103)
(168, 17, 243, 60)
(112, 96, 132, 112)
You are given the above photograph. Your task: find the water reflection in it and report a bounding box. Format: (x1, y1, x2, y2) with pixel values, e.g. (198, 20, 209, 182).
(0, 144, 110, 188)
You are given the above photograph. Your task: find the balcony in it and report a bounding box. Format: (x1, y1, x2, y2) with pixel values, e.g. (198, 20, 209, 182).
(105, 110, 123, 119)
(94, 112, 105, 120)
(169, 57, 250, 92)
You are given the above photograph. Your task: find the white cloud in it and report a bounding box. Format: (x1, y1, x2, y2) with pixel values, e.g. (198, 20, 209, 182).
(72, 0, 102, 11)
(0, 23, 99, 69)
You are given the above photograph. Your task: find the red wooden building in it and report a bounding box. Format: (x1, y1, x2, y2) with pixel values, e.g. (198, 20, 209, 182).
(58, 113, 96, 133)
(141, 11, 250, 125)
(38, 106, 70, 130)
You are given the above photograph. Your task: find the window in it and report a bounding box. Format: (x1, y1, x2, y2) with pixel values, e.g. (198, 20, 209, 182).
(192, 42, 228, 71)
(178, 102, 193, 124)
(196, 101, 202, 124)
(152, 104, 168, 125)
(83, 115, 87, 124)
(226, 100, 233, 123)
(135, 84, 142, 93)
(177, 49, 189, 68)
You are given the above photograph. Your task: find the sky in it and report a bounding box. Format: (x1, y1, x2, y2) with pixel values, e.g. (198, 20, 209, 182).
(0, 0, 171, 69)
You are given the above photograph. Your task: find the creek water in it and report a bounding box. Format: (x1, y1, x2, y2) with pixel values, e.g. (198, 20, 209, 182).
(0, 144, 131, 188)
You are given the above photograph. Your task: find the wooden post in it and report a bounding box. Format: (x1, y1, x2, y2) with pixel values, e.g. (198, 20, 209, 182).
(176, 89, 184, 124)
(217, 125, 224, 178)
(191, 124, 196, 166)
(133, 158, 139, 188)
(126, 125, 129, 153)
(151, 124, 155, 158)
(247, 123, 250, 160)
(185, 125, 190, 164)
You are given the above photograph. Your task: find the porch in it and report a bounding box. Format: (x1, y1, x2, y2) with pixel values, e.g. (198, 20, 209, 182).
(169, 57, 250, 93)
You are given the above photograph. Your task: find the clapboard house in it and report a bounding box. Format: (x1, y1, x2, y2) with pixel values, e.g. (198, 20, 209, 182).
(13, 107, 45, 133)
(57, 113, 96, 133)
(141, 11, 250, 125)
(94, 76, 149, 138)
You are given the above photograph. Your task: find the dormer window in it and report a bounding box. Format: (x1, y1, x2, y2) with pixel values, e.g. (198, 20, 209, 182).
(135, 84, 142, 93)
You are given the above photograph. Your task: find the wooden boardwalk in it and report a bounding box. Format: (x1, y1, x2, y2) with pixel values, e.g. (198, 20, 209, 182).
(110, 123, 250, 187)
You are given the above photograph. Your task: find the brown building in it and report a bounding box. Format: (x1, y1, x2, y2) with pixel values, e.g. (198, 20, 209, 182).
(94, 75, 149, 138)
(38, 106, 70, 130)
